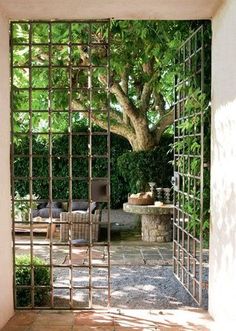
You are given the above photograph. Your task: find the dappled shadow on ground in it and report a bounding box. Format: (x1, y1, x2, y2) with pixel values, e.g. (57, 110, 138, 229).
(3, 309, 213, 330)
(110, 266, 197, 309)
(52, 266, 197, 309)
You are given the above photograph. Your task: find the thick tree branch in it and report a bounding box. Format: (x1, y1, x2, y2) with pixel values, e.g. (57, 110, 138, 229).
(91, 113, 136, 148)
(140, 82, 152, 113)
(120, 67, 129, 95)
(140, 59, 155, 112)
(110, 81, 139, 123)
(120, 68, 130, 125)
(153, 109, 174, 144)
(153, 91, 166, 116)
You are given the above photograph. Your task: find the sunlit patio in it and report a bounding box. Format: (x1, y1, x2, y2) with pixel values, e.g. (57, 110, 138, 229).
(2, 308, 214, 331)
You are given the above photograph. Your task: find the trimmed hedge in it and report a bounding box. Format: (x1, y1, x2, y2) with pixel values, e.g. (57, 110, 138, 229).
(14, 124, 131, 208)
(14, 124, 173, 207)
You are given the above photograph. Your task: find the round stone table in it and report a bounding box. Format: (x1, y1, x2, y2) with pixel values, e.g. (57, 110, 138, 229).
(123, 203, 173, 242)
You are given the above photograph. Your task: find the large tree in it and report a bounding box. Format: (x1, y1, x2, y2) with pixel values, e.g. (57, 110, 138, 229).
(12, 21, 193, 151)
(88, 21, 192, 151)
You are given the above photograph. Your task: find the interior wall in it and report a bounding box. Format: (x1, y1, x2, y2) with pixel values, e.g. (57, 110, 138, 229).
(0, 11, 14, 330)
(210, 0, 236, 328)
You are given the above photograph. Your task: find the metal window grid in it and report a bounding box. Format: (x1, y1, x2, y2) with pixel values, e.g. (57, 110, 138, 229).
(10, 20, 111, 310)
(173, 25, 206, 306)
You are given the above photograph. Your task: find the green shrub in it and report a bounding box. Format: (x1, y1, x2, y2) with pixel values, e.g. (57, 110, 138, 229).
(15, 255, 50, 307)
(117, 135, 173, 193)
(13, 124, 131, 208)
(13, 124, 173, 207)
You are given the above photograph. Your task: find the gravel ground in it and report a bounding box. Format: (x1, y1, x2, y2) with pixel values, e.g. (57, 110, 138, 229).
(110, 266, 197, 309)
(54, 265, 208, 309)
(16, 209, 209, 309)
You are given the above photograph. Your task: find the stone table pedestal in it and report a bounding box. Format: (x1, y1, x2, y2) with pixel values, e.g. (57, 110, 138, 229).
(123, 203, 173, 242)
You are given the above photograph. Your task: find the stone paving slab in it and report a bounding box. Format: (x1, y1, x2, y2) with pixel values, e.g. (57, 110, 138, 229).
(15, 238, 173, 266)
(2, 309, 214, 330)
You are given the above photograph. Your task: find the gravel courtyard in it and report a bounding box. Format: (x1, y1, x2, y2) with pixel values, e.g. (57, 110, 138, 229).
(15, 209, 208, 309)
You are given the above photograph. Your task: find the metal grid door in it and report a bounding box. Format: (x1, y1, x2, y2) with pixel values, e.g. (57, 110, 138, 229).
(11, 20, 111, 309)
(173, 25, 208, 306)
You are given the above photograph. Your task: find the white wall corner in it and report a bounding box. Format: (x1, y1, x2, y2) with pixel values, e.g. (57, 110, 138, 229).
(210, 0, 236, 328)
(0, 9, 14, 330)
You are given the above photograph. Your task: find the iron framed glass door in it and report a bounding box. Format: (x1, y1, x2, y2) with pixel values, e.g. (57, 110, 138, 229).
(11, 20, 111, 309)
(173, 25, 210, 306)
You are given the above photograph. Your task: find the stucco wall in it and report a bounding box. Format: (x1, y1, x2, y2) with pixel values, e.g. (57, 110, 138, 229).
(0, 0, 222, 20)
(210, 0, 236, 327)
(0, 12, 14, 330)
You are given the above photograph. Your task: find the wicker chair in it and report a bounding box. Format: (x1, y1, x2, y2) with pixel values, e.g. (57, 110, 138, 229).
(60, 209, 101, 242)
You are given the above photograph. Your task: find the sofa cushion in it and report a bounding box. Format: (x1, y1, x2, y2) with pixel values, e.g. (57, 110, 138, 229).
(46, 201, 63, 209)
(71, 200, 97, 213)
(37, 202, 47, 210)
(71, 210, 87, 214)
(71, 200, 89, 211)
(32, 209, 40, 218)
(39, 208, 63, 218)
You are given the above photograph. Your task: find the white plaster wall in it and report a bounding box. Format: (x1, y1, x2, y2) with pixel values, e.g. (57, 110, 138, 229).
(0, 11, 14, 330)
(0, 0, 222, 20)
(210, 0, 236, 328)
